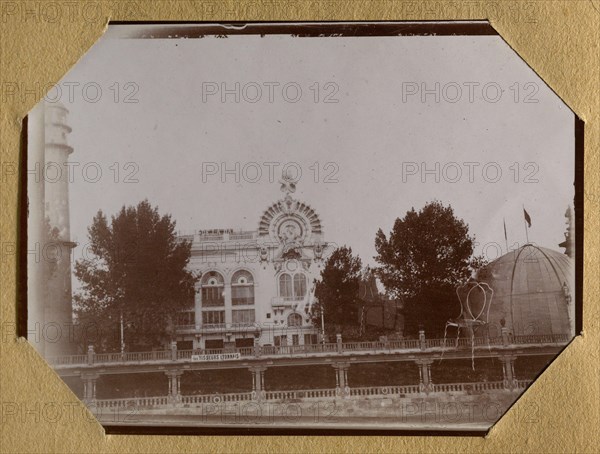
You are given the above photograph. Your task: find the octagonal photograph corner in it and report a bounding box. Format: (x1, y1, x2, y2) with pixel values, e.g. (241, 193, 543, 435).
(21, 21, 582, 433)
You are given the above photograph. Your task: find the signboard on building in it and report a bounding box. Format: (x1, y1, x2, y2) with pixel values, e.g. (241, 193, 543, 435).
(197, 229, 233, 235)
(190, 352, 241, 362)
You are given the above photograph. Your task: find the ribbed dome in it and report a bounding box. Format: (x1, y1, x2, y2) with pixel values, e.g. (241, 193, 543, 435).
(474, 244, 574, 337)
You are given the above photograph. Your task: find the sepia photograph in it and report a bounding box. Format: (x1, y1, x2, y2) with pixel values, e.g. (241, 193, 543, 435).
(25, 22, 580, 433)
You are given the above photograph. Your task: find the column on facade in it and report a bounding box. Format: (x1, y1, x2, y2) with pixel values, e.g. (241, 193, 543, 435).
(332, 362, 350, 397)
(165, 370, 183, 403)
(82, 373, 99, 402)
(249, 366, 267, 400)
(500, 355, 517, 390)
(194, 334, 202, 351)
(416, 359, 433, 393)
(194, 283, 202, 335)
(224, 281, 232, 327)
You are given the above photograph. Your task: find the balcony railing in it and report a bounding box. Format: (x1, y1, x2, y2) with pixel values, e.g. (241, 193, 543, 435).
(175, 323, 261, 334)
(175, 324, 197, 331)
(511, 333, 570, 344)
(200, 323, 227, 331)
(178, 230, 258, 243)
(47, 333, 571, 367)
(232, 297, 255, 306)
(198, 234, 224, 241)
(90, 380, 534, 411)
(95, 395, 170, 409)
(201, 299, 225, 307)
(229, 232, 256, 240)
(271, 296, 305, 307)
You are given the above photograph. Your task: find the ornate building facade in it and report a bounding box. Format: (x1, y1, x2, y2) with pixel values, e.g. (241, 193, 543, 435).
(174, 176, 326, 351)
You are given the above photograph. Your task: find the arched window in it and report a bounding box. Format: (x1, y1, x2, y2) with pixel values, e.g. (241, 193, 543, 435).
(287, 312, 303, 327)
(231, 270, 254, 305)
(200, 271, 224, 307)
(279, 273, 293, 298)
(279, 273, 307, 300)
(293, 274, 307, 299)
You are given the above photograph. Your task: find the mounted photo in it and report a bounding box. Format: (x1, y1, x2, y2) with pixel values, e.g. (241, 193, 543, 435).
(25, 22, 581, 434)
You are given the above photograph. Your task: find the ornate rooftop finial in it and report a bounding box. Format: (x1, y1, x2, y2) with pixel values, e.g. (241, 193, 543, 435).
(558, 205, 574, 258)
(279, 169, 297, 195)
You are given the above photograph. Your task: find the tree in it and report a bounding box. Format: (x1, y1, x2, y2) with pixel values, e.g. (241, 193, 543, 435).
(311, 246, 363, 340)
(74, 200, 197, 352)
(374, 201, 484, 337)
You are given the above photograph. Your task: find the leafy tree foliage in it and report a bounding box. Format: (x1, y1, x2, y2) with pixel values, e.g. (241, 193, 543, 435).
(374, 201, 484, 337)
(311, 246, 363, 340)
(74, 200, 197, 352)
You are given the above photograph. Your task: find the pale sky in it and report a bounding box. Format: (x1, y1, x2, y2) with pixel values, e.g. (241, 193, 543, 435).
(40, 24, 575, 292)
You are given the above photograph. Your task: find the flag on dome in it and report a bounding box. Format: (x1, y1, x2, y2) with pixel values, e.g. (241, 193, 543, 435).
(523, 208, 532, 228)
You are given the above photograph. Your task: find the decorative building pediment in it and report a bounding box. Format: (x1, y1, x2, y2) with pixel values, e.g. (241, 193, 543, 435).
(256, 175, 325, 274)
(258, 197, 323, 241)
(258, 174, 322, 238)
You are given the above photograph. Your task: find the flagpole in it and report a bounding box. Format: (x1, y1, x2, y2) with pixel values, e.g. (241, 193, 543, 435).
(522, 205, 530, 244)
(503, 218, 509, 253)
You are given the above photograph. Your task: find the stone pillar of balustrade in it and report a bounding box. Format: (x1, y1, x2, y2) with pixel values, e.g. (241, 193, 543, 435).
(332, 362, 350, 397)
(501, 327, 511, 347)
(416, 359, 434, 393)
(87, 344, 95, 365)
(170, 340, 178, 361)
(249, 366, 267, 400)
(419, 329, 426, 351)
(82, 373, 99, 402)
(500, 355, 517, 390)
(253, 337, 261, 357)
(165, 370, 183, 403)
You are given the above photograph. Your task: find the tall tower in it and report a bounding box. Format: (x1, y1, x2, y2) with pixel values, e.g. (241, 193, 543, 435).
(43, 102, 76, 356)
(27, 102, 46, 356)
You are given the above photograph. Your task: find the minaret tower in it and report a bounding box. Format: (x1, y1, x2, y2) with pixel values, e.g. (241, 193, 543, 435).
(44, 102, 76, 356)
(27, 102, 46, 356)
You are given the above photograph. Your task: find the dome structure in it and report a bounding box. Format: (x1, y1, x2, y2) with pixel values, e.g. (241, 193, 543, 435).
(474, 244, 574, 337)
